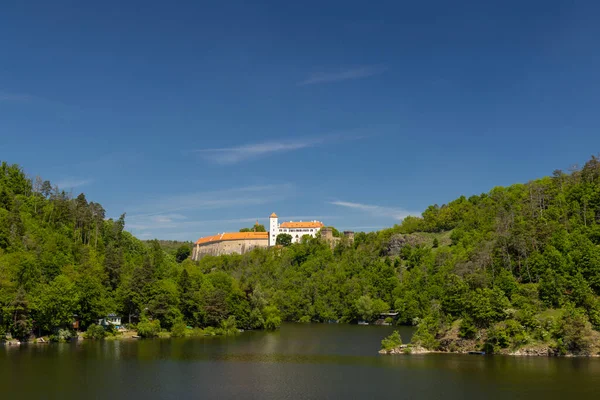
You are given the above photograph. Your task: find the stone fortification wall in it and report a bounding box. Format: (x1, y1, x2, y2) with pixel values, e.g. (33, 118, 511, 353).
(193, 238, 268, 260)
(320, 228, 354, 248)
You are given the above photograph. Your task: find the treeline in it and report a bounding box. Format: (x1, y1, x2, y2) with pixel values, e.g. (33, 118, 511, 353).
(0, 162, 280, 341)
(194, 156, 600, 354)
(3, 156, 600, 353)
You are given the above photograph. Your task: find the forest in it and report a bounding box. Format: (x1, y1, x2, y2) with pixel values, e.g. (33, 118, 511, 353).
(2, 156, 600, 354)
(0, 161, 280, 340)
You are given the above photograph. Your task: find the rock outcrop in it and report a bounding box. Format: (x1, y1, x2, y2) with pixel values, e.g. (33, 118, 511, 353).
(385, 234, 426, 256)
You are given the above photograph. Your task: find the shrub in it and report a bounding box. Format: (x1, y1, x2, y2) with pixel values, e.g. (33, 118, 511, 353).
(486, 325, 510, 349)
(220, 316, 238, 335)
(50, 329, 73, 342)
(381, 331, 403, 351)
(203, 326, 219, 336)
(458, 317, 477, 339)
(85, 324, 106, 340)
(187, 328, 205, 337)
(137, 319, 161, 338)
(554, 306, 594, 355)
(298, 315, 311, 323)
(263, 306, 282, 330)
(170, 321, 187, 338)
(249, 308, 265, 329)
(411, 315, 440, 350)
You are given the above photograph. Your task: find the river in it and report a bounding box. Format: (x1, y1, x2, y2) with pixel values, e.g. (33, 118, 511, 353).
(1, 323, 599, 399)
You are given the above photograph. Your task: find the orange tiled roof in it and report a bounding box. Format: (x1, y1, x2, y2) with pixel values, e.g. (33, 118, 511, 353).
(195, 231, 268, 245)
(279, 221, 324, 229)
(270, 212, 278, 218)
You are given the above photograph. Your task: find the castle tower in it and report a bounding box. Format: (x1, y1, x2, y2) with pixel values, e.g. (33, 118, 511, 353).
(343, 231, 355, 243)
(269, 212, 278, 246)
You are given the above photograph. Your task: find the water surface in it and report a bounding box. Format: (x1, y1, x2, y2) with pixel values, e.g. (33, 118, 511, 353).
(1, 323, 599, 399)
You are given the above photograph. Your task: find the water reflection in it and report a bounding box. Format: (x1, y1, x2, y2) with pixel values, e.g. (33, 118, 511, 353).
(2, 323, 599, 400)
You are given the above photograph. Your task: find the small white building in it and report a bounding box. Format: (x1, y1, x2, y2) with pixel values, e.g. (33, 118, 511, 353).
(269, 212, 324, 246)
(99, 314, 122, 328)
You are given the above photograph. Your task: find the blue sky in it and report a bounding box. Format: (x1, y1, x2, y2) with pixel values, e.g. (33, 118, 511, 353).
(1, 0, 600, 240)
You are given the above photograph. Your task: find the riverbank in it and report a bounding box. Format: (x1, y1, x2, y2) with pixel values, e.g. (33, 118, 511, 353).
(1, 326, 249, 345)
(380, 344, 600, 357)
(380, 321, 600, 357)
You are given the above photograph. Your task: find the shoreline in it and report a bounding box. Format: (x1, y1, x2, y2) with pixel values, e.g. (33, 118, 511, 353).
(379, 345, 600, 357)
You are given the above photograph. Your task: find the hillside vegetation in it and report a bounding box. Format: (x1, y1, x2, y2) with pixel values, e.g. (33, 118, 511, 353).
(3, 156, 600, 355)
(0, 162, 280, 341)
(196, 156, 600, 355)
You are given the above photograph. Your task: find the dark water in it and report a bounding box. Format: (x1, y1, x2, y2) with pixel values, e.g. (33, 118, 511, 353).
(1, 323, 599, 399)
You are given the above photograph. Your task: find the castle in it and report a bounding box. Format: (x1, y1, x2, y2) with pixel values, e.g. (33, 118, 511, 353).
(191, 212, 354, 260)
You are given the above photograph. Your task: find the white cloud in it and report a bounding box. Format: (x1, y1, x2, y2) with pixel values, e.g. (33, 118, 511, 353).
(194, 138, 324, 165)
(0, 92, 34, 102)
(329, 200, 419, 221)
(192, 133, 367, 165)
(54, 178, 93, 189)
(299, 65, 387, 85)
(124, 184, 294, 239)
(129, 184, 292, 215)
(344, 226, 387, 231)
(150, 214, 187, 224)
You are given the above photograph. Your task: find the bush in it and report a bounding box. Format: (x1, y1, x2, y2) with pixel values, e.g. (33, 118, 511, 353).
(188, 327, 205, 337)
(203, 326, 219, 336)
(137, 319, 161, 338)
(170, 321, 187, 338)
(458, 317, 477, 339)
(263, 306, 282, 330)
(85, 324, 106, 340)
(298, 315, 311, 323)
(381, 331, 403, 351)
(411, 315, 440, 349)
(249, 308, 265, 329)
(554, 306, 594, 355)
(220, 316, 238, 335)
(50, 329, 73, 342)
(486, 325, 510, 349)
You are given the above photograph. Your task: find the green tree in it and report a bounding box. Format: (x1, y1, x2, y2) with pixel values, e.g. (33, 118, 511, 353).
(33, 275, 79, 332)
(263, 305, 282, 330)
(137, 317, 161, 338)
(381, 331, 403, 351)
(276, 233, 292, 247)
(147, 279, 182, 329)
(355, 295, 374, 321)
(175, 245, 191, 263)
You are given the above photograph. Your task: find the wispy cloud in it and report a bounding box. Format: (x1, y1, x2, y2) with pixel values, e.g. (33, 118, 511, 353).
(193, 138, 324, 165)
(329, 200, 419, 221)
(124, 184, 295, 239)
(344, 225, 387, 231)
(0, 92, 34, 102)
(129, 184, 293, 215)
(126, 216, 261, 231)
(55, 178, 93, 190)
(299, 65, 387, 86)
(192, 133, 367, 165)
